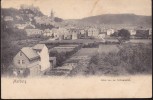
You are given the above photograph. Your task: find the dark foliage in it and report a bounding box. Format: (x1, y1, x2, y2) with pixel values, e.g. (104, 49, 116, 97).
(49, 45, 82, 66)
(135, 30, 149, 38)
(117, 29, 130, 43)
(89, 43, 152, 75)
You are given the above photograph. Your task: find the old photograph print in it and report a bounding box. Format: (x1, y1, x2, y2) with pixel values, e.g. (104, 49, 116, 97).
(1, 0, 152, 99)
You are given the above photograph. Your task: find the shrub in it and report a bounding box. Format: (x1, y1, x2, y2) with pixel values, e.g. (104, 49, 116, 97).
(89, 43, 152, 75)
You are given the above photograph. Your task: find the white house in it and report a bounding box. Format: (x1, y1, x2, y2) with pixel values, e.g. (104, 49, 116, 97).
(72, 33, 78, 40)
(106, 29, 114, 35)
(4, 16, 14, 21)
(12, 44, 50, 77)
(33, 44, 50, 72)
(149, 28, 152, 35)
(25, 29, 43, 36)
(87, 28, 99, 37)
(129, 29, 136, 35)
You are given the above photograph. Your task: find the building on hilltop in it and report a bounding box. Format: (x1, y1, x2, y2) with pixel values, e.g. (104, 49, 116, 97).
(50, 9, 55, 22)
(4, 16, 14, 21)
(25, 29, 43, 36)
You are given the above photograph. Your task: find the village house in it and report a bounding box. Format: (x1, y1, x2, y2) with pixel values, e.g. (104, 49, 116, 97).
(51, 28, 59, 38)
(15, 22, 35, 29)
(79, 29, 86, 34)
(72, 33, 78, 40)
(69, 28, 79, 39)
(34, 16, 54, 25)
(87, 28, 99, 38)
(64, 34, 72, 40)
(98, 33, 106, 40)
(49, 27, 70, 40)
(4, 16, 14, 21)
(106, 29, 115, 36)
(149, 28, 152, 35)
(14, 24, 27, 29)
(129, 29, 136, 35)
(33, 44, 50, 72)
(78, 29, 88, 39)
(60, 28, 69, 33)
(61, 28, 72, 39)
(135, 29, 149, 38)
(15, 16, 23, 20)
(12, 44, 50, 77)
(43, 29, 53, 37)
(25, 29, 43, 36)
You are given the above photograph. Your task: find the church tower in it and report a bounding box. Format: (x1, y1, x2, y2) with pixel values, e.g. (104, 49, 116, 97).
(50, 10, 54, 22)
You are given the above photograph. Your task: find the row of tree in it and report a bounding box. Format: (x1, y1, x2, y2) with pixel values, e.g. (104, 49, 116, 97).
(111, 29, 150, 41)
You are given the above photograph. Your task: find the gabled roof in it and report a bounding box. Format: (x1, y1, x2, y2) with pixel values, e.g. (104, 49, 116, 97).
(33, 44, 45, 50)
(21, 47, 39, 60)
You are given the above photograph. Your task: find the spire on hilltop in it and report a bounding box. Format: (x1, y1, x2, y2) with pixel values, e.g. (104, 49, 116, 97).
(50, 9, 55, 21)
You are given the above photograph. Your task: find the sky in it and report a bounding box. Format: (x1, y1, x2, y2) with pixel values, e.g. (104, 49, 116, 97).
(1, 0, 152, 19)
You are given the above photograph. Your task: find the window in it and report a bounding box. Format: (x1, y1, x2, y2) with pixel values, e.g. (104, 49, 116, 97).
(22, 60, 25, 64)
(18, 60, 20, 64)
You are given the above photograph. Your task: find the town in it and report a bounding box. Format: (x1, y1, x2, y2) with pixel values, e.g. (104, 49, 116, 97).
(1, 4, 152, 77)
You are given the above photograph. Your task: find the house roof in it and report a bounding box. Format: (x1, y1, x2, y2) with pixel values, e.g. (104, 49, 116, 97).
(33, 44, 45, 50)
(21, 47, 39, 60)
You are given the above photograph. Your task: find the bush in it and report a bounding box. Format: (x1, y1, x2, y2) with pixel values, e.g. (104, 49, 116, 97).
(89, 43, 152, 75)
(118, 43, 152, 74)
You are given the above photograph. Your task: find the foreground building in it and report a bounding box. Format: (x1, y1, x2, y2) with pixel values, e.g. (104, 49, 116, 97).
(12, 44, 50, 77)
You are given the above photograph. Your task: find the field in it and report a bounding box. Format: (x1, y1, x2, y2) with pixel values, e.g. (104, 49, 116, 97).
(98, 44, 120, 54)
(73, 48, 98, 57)
(129, 39, 152, 44)
(50, 48, 75, 53)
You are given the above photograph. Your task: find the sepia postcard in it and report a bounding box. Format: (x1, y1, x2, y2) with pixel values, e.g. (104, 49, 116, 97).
(1, 0, 152, 99)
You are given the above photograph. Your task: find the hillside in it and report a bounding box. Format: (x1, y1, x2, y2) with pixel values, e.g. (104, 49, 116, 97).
(1, 8, 63, 27)
(77, 14, 152, 26)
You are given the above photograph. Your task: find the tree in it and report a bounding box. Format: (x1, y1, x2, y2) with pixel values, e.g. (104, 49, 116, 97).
(117, 29, 130, 44)
(111, 31, 118, 37)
